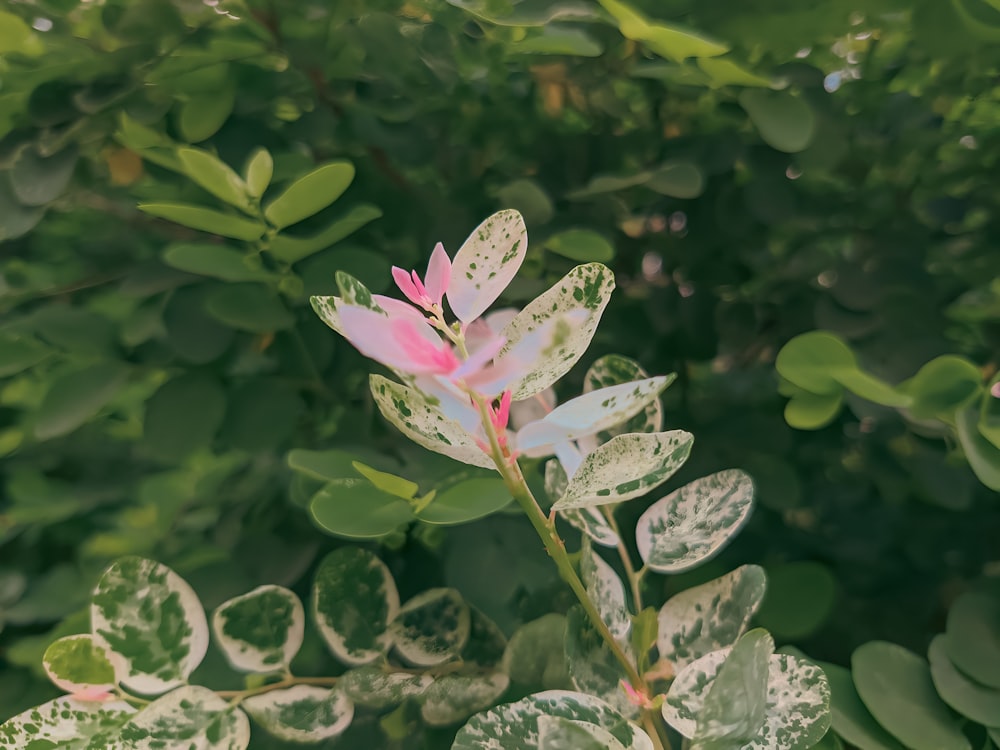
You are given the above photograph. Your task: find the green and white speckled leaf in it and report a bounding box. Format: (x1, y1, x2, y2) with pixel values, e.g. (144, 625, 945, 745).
(0, 697, 135, 748)
(43, 634, 120, 695)
(583, 355, 666, 440)
(658, 565, 767, 672)
(448, 209, 527, 324)
(537, 715, 629, 750)
(309, 295, 347, 336)
(564, 607, 635, 719)
(498, 263, 616, 400)
(243, 685, 353, 742)
(339, 666, 434, 709)
(462, 606, 509, 669)
(664, 649, 831, 750)
(451, 690, 653, 750)
(90, 556, 209, 695)
(391, 588, 470, 666)
(335, 270, 381, 310)
(212, 585, 304, 673)
(548, 460, 620, 547)
(369, 375, 496, 470)
(636, 470, 754, 574)
(111, 685, 250, 750)
(580, 540, 630, 640)
(313, 548, 399, 666)
(420, 673, 511, 726)
(553, 430, 694, 510)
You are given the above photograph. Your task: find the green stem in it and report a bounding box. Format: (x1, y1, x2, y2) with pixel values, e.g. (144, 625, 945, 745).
(601, 505, 643, 612)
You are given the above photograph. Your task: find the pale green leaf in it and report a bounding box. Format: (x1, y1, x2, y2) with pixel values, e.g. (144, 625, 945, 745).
(264, 161, 356, 229)
(212, 585, 304, 673)
(697, 57, 773, 88)
(138, 203, 265, 241)
(111, 685, 250, 749)
(243, 148, 273, 199)
(340, 665, 433, 709)
(162, 243, 277, 282)
(177, 147, 251, 212)
(34, 362, 128, 441)
(391, 588, 470, 667)
(0, 697, 135, 749)
(646, 161, 705, 199)
(509, 27, 604, 56)
(956, 405, 1000, 491)
(543, 229, 614, 262)
(351, 461, 419, 499)
(43, 634, 119, 694)
(309, 478, 416, 538)
(10, 146, 78, 206)
(177, 87, 235, 143)
(598, 0, 729, 61)
(448, 209, 528, 323)
(784, 389, 844, 430)
(0, 11, 43, 56)
(243, 686, 353, 742)
(420, 673, 511, 726)
(775, 332, 856, 395)
(415, 477, 513, 525)
(268, 204, 383, 263)
(739, 90, 817, 154)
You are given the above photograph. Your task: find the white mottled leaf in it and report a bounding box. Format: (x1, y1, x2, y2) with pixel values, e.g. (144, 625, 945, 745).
(420, 673, 510, 726)
(448, 209, 527, 323)
(664, 649, 831, 750)
(658, 565, 767, 671)
(564, 607, 636, 719)
(553, 430, 693, 510)
(90, 556, 209, 695)
(636, 469, 754, 573)
(212, 585, 304, 673)
(369, 374, 496, 470)
(580, 540, 631, 640)
(498, 263, 616, 400)
(0, 697, 135, 748)
(111, 685, 250, 750)
(537, 715, 629, 750)
(583, 355, 666, 440)
(313, 548, 399, 666)
(548, 461, 620, 547)
(43, 634, 120, 695)
(391, 588, 470, 667)
(452, 690, 653, 750)
(243, 685, 353, 742)
(516, 377, 671, 455)
(340, 665, 434, 709)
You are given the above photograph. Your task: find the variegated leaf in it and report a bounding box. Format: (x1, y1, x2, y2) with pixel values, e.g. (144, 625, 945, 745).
(369, 375, 496, 470)
(313, 548, 399, 666)
(636, 469, 754, 573)
(339, 665, 434, 709)
(448, 209, 528, 323)
(552, 431, 693, 510)
(335, 270, 381, 310)
(310, 295, 347, 336)
(452, 690, 654, 750)
(580, 539, 631, 640)
(0, 697, 135, 749)
(43, 634, 120, 695)
(658, 565, 767, 672)
(391, 588, 470, 667)
(548, 461, 621, 547)
(664, 649, 831, 750)
(564, 607, 636, 719)
(537, 714, 629, 750)
(498, 263, 616, 400)
(212, 585, 304, 673)
(243, 685, 353, 742)
(90, 556, 209, 695)
(110, 685, 250, 750)
(583, 355, 666, 440)
(420, 673, 511, 726)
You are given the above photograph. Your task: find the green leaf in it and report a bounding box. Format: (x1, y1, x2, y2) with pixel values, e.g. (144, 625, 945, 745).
(784, 389, 844, 430)
(312, 548, 399, 665)
(543, 229, 615, 262)
(369, 375, 497, 470)
(943, 591, 1000, 689)
(657, 565, 767, 672)
(0, 697, 135, 748)
(177, 147, 252, 212)
(176, 86, 235, 143)
(219, 377, 303, 452)
(390, 588, 470, 667)
(463, 606, 509, 669)
(0, 334, 50, 377)
(495, 179, 555, 225)
(553, 430, 694, 510)
(143, 373, 226, 461)
(900, 355, 984, 418)
(91, 556, 209, 695)
(739, 90, 817, 153)
(244, 148, 273, 199)
(956, 405, 1000, 491)
(928, 634, 1000, 725)
(567, 171, 651, 199)
(112, 685, 250, 749)
(564, 607, 634, 718)
(415, 477, 513, 525)
(310, 478, 415, 539)
(697, 57, 773, 88)
(164, 285, 235, 363)
(445, 0, 604, 26)
(287, 448, 363, 481)
(453, 690, 654, 750)
(646, 161, 705, 198)
(162, 243, 277, 282)
(598, 0, 729, 62)
(341, 666, 433, 709)
(635, 469, 754, 573)
(243, 686, 353, 742)
(538, 715, 628, 750)
(502, 614, 572, 689)
(851, 641, 970, 750)
(776, 332, 856, 395)
(138, 203, 265, 241)
(204, 283, 295, 332)
(756, 562, 837, 640)
(34, 362, 128, 441)
(212, 585, 304, 673)
(43, 634, 118, 694)
(0, 11, 43, 55)
(817, 661, 905, 750)
(420, 673, 511, 726)
(268, 204, 383, 264)
(833, 369, 910, 407)
(0, 177, 44, 240)
(10, 145, 78, 206)
(580, 540, 630, 640)
(351, 461, 419, 499)
(499, 263, 616, 400)
(264, 161, 356, 229)
(510, 27, 603, 56)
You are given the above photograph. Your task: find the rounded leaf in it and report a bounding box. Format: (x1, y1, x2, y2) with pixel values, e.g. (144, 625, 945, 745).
(309, 478, 416, 539)
(177, 147, 251, 212)
(264, 161, 355, 229)
(391, 588, 470, 667)
(416, 478, 513, 525)
(340, 665, 433, 709)
(928, 634, 1000, 726)
(537, 715, 628, 750)
(0, 697, 135, 748)
(114, 685, 250, 749)
(420, 673, 511, 726)
(212, 585, 304, 673)
(944, 591, 1000, 688)
(243, 685, 353, 743)
(776, 332, 855, 395)
(34, 362, 128, 441)
(582, 355, 664, 439)
(756, 562, 837, 640)
(818, 661, 905, 750)
(580, 541, 630, 641)
(43, 634, 120, 695)
(739, 89, 817, 153)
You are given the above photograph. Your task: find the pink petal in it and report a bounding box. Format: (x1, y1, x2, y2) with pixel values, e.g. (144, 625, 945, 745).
(339, 305, 449, 374)
(424, 242, 451, 305)
(372, 294, 428, 325)
(71, 686, 115, 702)
(462, 355, 524, 399)
(452, 333, 507, 380)
(392, 266, 424, 307)
(392, 318, 460, 373)
(992, 381, 1000, 398)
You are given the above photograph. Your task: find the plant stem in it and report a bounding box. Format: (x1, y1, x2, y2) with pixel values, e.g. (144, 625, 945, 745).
(601, 506, 644, 611)
(217, 675, 339, 702)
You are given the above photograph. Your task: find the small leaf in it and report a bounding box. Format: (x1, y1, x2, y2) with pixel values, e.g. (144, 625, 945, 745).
(114, 685, 250, 749)
(351, 461, 419, 499)
(776, 332, 856, 395)
(177, 86, 235, 143)
(635, 469, 754, 573)
(495, 179, 554, 225)
(553, 430, 694, 510)
(943, 591, 1000, 689)
(420, 673, 511, 726)
(10, 145, 78, 206)
(0, 697, 135, 748)
(91, 556, 209, 695)
(34, 362, 128, 441)
(598, 0, 728, 61)
(177, 147, 252, 212)
(268, 204, 383, 263)
(956, 405, 1000, 491)
(657, 565, 767, 672)
(0, 10, 43, 56)
(264, 161, 356, 229)
(162, 243, 277, 282)
(697, 57, 773, 88)
(756, 562, 837, 640)
(391, 588, 470, 667)
(564, 607, 634, 718)
(538, 715, 628, 750)
(287, 448, 364, 481)
(244, 148, 273, 199)
(784, 389, 844, 430)
(818, 661, 905, 750)
(567, 171, 650, 199)
(204, 283, 295, 332)
(448, 209, 528, 323)
(138, 203, 264, 240)
(142, 372, 226, 461)
(928, 634, 1000, 726)
(510, 27, 604, 56)
(313, 548, 399, 666)
(43, 634, 118, 695)
(309, 478, 416, 539)
(0, 177, 44, 240)
(0, 334, 50, 377)
(543, 229, 614, 262)
(502, 614, 572, 689)
(580, 540, 630, 640)
(212, 585, 304, 673)
(583, 355, 665, 439)
(415, 477, 513, 525)
(340, 666, 433, 709)
(243, 686, 353, 742)
(645, 161, 705, 199)
(900, 355, 984, 419)
(739, 90, 817, 153)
